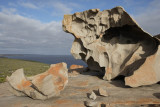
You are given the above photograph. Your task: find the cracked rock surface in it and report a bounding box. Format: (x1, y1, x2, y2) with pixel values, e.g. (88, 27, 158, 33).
(7, 62, 68, 100)
(62, 6, 160, 87)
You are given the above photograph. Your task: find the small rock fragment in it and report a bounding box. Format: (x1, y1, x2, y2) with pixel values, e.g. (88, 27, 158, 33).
(68, 70, 80, 77)
(69, 64, 85, 76)
(70, 64, 84, 70)
(68, 73, 78, 77)
(98, 87, 108, 97)
(85, 101, 98, 107)
(72, 70, 80, 75)
(89, 91, 97, 100)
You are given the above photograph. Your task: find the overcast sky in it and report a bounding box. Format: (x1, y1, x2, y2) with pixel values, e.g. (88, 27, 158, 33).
(0, 0, 160, 55)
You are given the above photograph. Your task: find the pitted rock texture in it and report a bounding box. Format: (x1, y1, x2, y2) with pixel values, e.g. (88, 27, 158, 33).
(7, 62, 68, 100)
(62, 6, 160, 87)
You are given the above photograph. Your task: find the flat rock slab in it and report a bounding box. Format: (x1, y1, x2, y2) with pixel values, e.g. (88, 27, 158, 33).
(0, 71, 160, 107)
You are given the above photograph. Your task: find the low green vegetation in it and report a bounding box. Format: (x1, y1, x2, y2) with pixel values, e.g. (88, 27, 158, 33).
(0, 57, 50, 83)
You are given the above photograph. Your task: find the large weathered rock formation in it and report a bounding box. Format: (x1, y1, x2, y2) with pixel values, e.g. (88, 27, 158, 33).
(7, 62, 68, 100)
(62, 6, 160, 87)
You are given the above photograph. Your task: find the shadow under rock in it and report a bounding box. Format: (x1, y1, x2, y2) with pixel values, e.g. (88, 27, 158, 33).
(147, 104, 160, 107)
(75, 67, 105, 79)
(109, 75, 131, 88)
(81, 71, 104, 79)
(79, 68, 130, 88)
(72, 67, 131, 88)
(153, 93, 160, 99)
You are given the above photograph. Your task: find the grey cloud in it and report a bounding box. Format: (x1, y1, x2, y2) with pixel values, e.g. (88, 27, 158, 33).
(0, 12, 74, 55)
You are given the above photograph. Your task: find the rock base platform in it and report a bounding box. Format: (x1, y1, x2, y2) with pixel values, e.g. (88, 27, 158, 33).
(0, 71, 160, 107)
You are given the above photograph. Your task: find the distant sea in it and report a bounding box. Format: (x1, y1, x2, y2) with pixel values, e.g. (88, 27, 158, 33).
(3, 54, 87, 67)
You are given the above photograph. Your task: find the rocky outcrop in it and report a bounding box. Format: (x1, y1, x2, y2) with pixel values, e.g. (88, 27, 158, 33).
(68, 64, 85, 77)
(62, 6, 160, 87)
(70, 64, 84, 70)
(7, 62, 68, 100)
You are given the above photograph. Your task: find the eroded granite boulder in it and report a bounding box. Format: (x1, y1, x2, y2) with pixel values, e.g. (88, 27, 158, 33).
(7, 62, 68, 100)
(62, 6, 160, 87)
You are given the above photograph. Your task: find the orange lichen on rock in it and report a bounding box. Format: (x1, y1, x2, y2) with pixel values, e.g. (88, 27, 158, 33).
(48, 63, 62, 74)
(32, 62, 68, 97)
(37, 74, 48, 82)
(7, 62, 68, 100)
(16, 79, 32, 91)
(70, 64, 84, 70)
(50, 63, 68, 86)
(21, 79, 32, 88)
(69, 64, 85, 77)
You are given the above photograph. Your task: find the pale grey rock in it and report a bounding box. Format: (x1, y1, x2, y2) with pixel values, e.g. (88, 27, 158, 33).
(7, 68, 47, 100)
(7, 83, 26, 97)
(98, 87, 108, 97)
(7, 62, 68, 100)
(63, 6, 160, 87)
(89, 91, 97, 100)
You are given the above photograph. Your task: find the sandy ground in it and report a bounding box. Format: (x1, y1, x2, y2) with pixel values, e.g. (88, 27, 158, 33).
(0, 71, 160, 107)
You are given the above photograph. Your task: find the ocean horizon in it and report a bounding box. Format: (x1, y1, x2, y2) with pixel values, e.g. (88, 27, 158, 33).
(2, 54, 87, 67)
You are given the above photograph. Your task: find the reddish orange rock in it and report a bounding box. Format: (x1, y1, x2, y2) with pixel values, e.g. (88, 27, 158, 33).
(70, 64, 84, 70)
